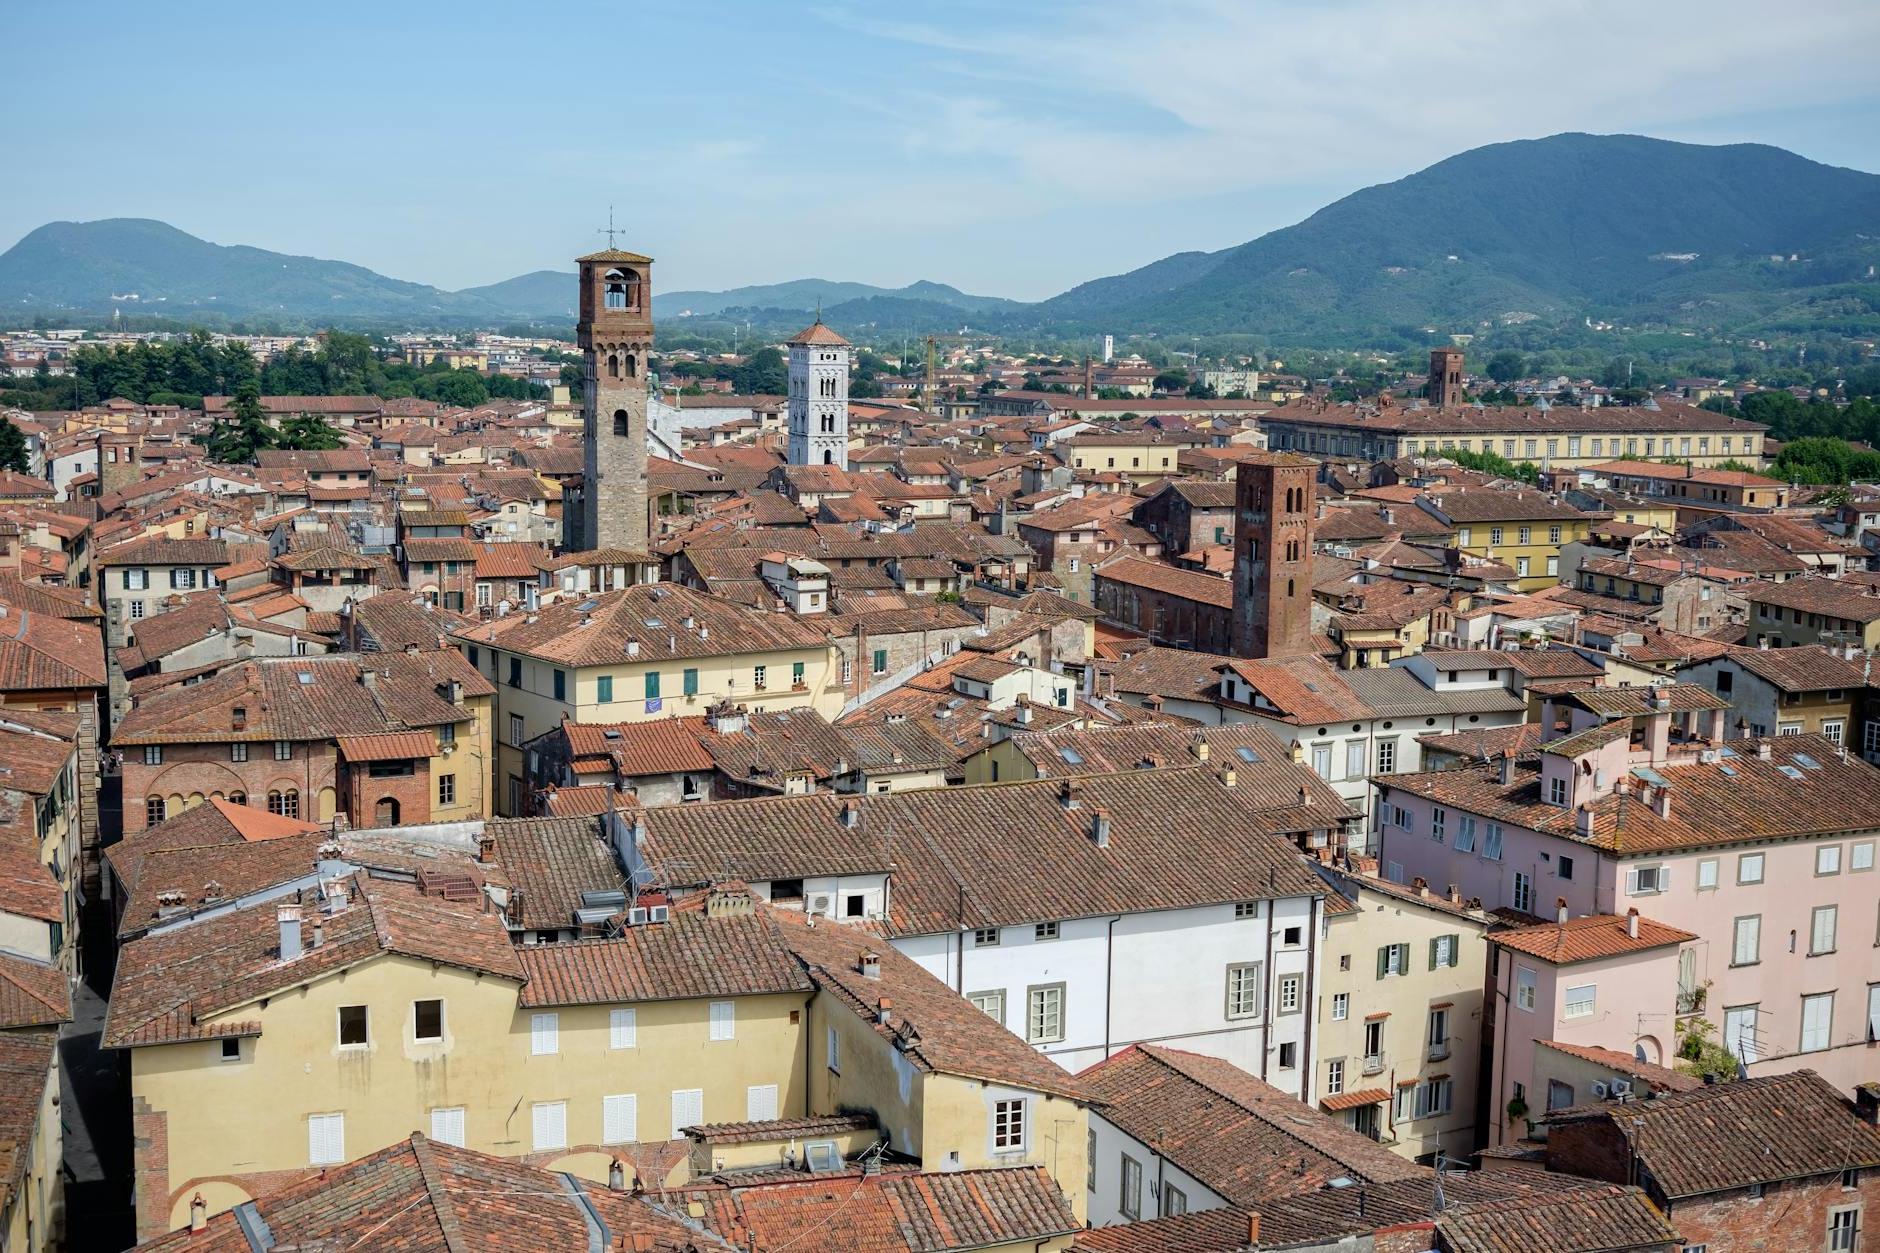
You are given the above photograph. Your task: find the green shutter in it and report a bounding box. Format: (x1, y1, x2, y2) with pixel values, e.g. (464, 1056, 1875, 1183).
(644, 671, 660, 700)
(597, 675, 613, 703)
(1446, 934, 1460, 967)
(1377, 946, 1390, 979)
(683, 668, 698, 697)
(1428, 937, 1440, 971)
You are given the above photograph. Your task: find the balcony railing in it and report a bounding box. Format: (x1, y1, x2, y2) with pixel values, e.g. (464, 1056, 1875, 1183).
(1362, 1052, 1386, 1076)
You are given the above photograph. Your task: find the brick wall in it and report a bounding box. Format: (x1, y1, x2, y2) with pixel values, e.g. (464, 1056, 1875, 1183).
(1667, 1171, 1877, 1253)
(131, 1096, 169, 1243)
(123, 742, 337, 834)
(341, 759, 435, 827)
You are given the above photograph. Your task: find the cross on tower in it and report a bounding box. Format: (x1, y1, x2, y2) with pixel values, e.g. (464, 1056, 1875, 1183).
(597, 205, 620, 249)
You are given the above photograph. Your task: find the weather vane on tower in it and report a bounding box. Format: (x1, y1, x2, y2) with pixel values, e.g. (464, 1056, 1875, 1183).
(598, 205, 620, 249)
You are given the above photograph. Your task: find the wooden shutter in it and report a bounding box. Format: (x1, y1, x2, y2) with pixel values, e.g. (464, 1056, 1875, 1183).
(309, 1113, 344, 1165)
(671, 1089, 704, 1139)
(610, 1008, 637, 1049)
(430, 1107, 464, 1148)
(602, 1094, 637, 1145)
(746, 1084, 779, 1122)
(710, 1000, 735, 1041)
(531, 1012, 558, 1055)
(1376, 946, 1389, 978)
(532, 1101, 566, 1151)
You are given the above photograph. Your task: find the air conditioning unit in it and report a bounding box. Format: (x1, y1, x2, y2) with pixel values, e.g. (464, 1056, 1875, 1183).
(811, 895, 833, 914)
(1591, 1080, 1609, 1099)
(802, 1141, 841, 1172)
(1609, 1079, 1632, 1097)
(627, 906, 649, 926)
(648, 905, 670, 923)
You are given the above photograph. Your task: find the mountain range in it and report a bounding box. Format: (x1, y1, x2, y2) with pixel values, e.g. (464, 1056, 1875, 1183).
(3, 134, 1876, 343)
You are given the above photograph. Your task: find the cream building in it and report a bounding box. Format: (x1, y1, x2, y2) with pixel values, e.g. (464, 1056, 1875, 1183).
(1312, 862, 1492, 1164)
(453, 582, 842, 814)
(107, 872, 1090, 1241)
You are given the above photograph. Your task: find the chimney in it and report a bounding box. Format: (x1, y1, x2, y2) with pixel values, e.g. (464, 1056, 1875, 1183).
(361, 668, 377, 690)
(1497, 752, 1514, 786)
(1447, 884, 1461, 904)
(1755, 741, 1772, 760)
(626, 639, 640, 657)
(1856, 1083, 1880, 1127)
(277, 904, 302, 961)
(1626, 907, 1640, 939)
(840, 799, 861, 829)
(608, 1158, 626, 1190)
(861, 951, 881, 980)
(1218, 765, 1236, 788)
(476, 833, 496, 863)
(1412, 876, 1429, 898)
(876, 997, 893, 1025)
(1059, 779, 1080, 810)
(1247, 1213, 1260, 1245)
(1190, 734, 1210, 763)
(1649, 784, 1671, 819)
(1575, 805, 1594, 838)
(1014, 694, 1032, 725)
(1090, 808, 1112, 847)
(1556, 897, 1569, 925)
(189, 1194, 207, 1233)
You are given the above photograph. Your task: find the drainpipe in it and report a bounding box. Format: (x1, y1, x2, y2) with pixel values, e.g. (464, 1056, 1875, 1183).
(1103, 915, 1121, 1057)
(1300, 895, 1319, 1101)
(1260, 902, 1277, 1083)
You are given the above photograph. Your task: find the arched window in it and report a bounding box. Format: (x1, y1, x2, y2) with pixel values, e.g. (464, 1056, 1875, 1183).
(268, 789, 300, 818)
(145, 796, 166, 826)
(613, 409, 630, 436)
(624, 355, 637, 378)
(228, 791, 247, 807)
(607, 353, 619, 380)
(625, 278, 641, 309)
(1287, 578, 1296, 597)
(823, 450, 834, 465)
(603, 269, 627, 309)
(375, 797, 401, 826)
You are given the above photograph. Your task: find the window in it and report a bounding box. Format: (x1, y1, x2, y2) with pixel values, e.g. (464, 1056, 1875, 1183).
(308, 1113, 345, 1165)
(1518, 527, 1531, 545)
(145, 796, 166, 826)
(992, 1098, 1027, 1152)
(1564, 984, 1596, 1020)
(1332, 992, 1349, 1021)
(231, 742, 249, 763)
(430, 1106, 465, 1148)
(968, 990, 1005, 1024)
(1490, 527, 1503, 545)
(1483, 823, 1503, 861)
(1226, 963, 1263, 1019)
(220, 1037, 241, 1062)
(1163, 1184, 1188, 1217)
(338, 1005, 368, 1048)
(1327, 1058, 1345, 1094)
(972, 928, 1000, 947)
(1547, 776, 1567, 806)
(1801, 992, 1833, 1052)
(1513, 871, 1534, 914)
(1733, 916, 1761, 966)
(267, 789, 300, 818)
(709, 1000, 735, 1041)
(827, 1025, 840, 1073)
(1034, 921, 1059, 941)
(1312, 744, 1332, 778)
(1087, 1130, 1096, 1191)
(1234, 901, 1260, 920)
(600, 1007, 637, 1050)
(1455, 815, 1476, 853)
(531, 1101, 567, 1151)
(124, 568, 149, 590)
(746, 1084, 779, 1123)
(1278, 1041, 1297, 1069)
(509, 714, 525, 747)
(1549, 525, 1561, 544)
(602, 1094, 638, 1145)
(792, 661, 805, 688)
(274, 739, 292, 761)
(143, 745, 163, 766)
(1346, 740, 1366, 779)
(508, 657, 522, 688)
(1378, 943, 1409, 978)
(1628, 864, 1664, 894)
(683, 668, 699, 697)
(531, 1012, 559, 1055)
(753, 664, 767, 689)
(1697, 858, 1719, 890)
(1823, 720, 1845, 746)
(596, 674, 613, 703)
(1431, 807, 1446, 842)
(1120, 1155, 1142, 1219)
(1515, 967, 1537, 1012)
(1829, 1208, 1860, 1253)
(1738, 852, 1765, 884)
(1429, 934, 1459, 969)
(1394, 1085, 1414, 1123)
(1027, 984, 1064, 1043)
(129, 599, 145, 620)
(1547, 1080, 1575, 1112)
(1811, 905, 1838, 955)
(1283, 926, 1303, 946)
(1375, 739, 1397, 775)
(1725, 1005, 1760, 1063)
(414, 999, 443, 1042)
(1364, 1018, 1385, 1064)
(1818, 845, 1843, 876)
(1417, 1077, 1453, 1119)
(670, 1088, 704, 1140)
(1278, 975, 1301, 1014)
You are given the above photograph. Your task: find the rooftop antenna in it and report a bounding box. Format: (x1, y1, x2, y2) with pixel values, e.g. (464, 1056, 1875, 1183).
(597, 206, 621, 250)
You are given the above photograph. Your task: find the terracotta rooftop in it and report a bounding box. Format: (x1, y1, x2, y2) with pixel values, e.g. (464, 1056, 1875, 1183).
(1490, 912, 1695, 965)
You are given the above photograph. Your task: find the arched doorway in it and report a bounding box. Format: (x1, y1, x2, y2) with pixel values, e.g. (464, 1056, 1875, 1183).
(375, 797, 401, 826)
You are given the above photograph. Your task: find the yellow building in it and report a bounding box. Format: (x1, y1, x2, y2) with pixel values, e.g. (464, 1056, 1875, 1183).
(1417, 488, 1592, 592)
(1315, 866, 1493, 1163)
(107, 874, 1090, 1240)
(1742, 575, 1880, 651)
(1060, 431, 1201, 482)
(454, 583, 843, 815)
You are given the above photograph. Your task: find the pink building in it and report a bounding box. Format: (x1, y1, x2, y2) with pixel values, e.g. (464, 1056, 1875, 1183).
(1378, 682, 1880, 1098)
(1485, 909, 1695, 1145)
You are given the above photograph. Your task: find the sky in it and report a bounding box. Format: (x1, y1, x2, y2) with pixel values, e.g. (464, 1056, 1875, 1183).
(6, 0, 1878, 301)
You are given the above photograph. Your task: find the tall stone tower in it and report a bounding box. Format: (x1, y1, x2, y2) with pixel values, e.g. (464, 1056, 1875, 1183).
(786, 319, 852, 468)
(573, 247, 654, 552)
(1231, 452, 1319, 660)
(1428, 347, 1464, 408)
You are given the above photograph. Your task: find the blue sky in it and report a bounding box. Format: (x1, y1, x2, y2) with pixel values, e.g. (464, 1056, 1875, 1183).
(6, 0, 1877, 300)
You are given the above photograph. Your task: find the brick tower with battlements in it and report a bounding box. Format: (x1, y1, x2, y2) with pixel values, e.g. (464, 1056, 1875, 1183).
(1428, 347, 1464, 408)
(571, 247, 654, 553)
(1231, 452, 1319, 659)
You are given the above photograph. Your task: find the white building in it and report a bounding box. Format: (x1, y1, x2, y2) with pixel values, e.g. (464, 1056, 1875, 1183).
(786, 320, 851, 469)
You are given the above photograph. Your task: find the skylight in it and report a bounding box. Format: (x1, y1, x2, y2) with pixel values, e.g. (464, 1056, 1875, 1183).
(1717, 763, 1737, 777)
(1236, 746, 1261, 764)
(1058, 748, 1084, 765)
(1793, 753, 1821, 770)
(1778, 765, 1806, 780)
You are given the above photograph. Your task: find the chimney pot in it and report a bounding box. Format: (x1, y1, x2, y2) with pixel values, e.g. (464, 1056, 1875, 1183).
(609, 1158, 626, 1190)
(277, 904, 302, 961)
(1556, 897, 1569, 924)
(1627, 907, 1640, 938)
(1090, 808, 1112, 847)
(861, 952, 881, 979)
(189, 1193, 207, 1232)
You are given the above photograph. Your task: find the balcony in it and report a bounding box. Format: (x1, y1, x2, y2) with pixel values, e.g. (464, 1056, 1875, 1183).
(1427, 1042, 1450, 1062)
(1362, 1053, 1386, 1076)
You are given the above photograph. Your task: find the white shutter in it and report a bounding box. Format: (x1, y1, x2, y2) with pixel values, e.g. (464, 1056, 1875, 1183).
(1868, 985, 1880, 1043)
(602, 1094, 638, 1145)
(670, 1088, 704, 1139)
(309, 1113, 344, 1165)
(1625, 868, 1638, 895)
(746, 1084, 779, 1122)
(1802, 995, 1832, 1053)
(532, 1101, 566, 1151)
(1658, 866, 1669, 891)
(709, 1000, 735, 1041)
(531, 1012, 559, 1055)
(610, 1008, 637, 1049)
(430, 1107, 465, 1148)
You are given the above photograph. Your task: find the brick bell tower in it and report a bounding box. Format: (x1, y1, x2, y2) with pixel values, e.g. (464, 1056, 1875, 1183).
(1231, 452, 1318, 659)
(572, 246, 654, 552)
(1428, 347, 1464, 408)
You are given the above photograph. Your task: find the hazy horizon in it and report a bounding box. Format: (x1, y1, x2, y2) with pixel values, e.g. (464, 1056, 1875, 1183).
(6, 1, 1877, 300)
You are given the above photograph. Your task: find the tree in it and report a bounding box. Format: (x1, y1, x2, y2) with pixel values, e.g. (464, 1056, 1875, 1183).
(205, 384, 277, 464)
(0, 419, 29, 473)
(1447, 447, 1541, 484)
(1674, 1013, 1738, 1084)
(277, 413, 343, 451)
(1153, 368, 1189, 394)
(559, 364, 584, 393)
(1484, 350, 1525, 383)
(732, 347, 787, 395)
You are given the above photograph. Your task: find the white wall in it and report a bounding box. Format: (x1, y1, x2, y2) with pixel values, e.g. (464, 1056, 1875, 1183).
(1086, 1112, 1224, 1227)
